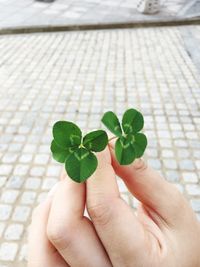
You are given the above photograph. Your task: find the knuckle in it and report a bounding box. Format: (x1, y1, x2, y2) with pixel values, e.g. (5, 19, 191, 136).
(47, 223, 73, 250)
(133, 158, 147, 172)
(47, 220, 77, 250)
(87, 201, 112, 226)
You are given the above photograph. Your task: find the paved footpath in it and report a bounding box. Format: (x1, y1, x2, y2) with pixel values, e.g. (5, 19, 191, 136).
(0, 0, 192, 29)
(0, 26, 200, 266)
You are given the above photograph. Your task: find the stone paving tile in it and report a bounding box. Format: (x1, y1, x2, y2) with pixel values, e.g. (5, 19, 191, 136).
(0, 0, 189, 29)
(0, 26, 200, 266)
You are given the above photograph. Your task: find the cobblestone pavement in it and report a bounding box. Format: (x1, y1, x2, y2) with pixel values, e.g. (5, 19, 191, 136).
(0, 26, 200, 266)
(180, 25, 200, 71)
(0, 0, 190, 29)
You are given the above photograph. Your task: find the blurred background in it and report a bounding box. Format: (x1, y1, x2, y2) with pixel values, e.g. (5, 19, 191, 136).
(0, 0, 200, 266)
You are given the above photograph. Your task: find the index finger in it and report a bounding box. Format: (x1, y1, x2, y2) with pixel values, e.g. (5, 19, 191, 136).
(108, 140, 190, 227)
(86, 147, 146, 266)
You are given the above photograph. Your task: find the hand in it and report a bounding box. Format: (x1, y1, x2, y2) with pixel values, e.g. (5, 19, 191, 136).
(86, 143, 200, 267)
(28, 177, 112, 267)
(28, 143, 200, 267)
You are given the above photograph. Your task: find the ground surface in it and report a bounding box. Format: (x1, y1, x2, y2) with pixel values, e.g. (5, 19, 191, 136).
(0, 25, 200, 266)
(0, 0, 194, 29)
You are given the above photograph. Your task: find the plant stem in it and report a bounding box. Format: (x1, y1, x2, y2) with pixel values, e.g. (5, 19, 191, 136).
(108, 136, 117, 142)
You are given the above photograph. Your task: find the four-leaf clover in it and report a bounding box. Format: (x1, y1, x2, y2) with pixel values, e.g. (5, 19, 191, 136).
(51, 121, 108, 183)
(101, 108, 147, 165)
(50, 108, 147, 183)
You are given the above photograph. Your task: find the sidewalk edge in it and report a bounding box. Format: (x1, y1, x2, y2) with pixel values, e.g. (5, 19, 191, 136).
(0, 18, 200, 35)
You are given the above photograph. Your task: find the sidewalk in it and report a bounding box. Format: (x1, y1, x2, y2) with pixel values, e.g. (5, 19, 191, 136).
(0, 25, 200, 267)
(0, 1, 200, 266)
(0, 0, 198, 30)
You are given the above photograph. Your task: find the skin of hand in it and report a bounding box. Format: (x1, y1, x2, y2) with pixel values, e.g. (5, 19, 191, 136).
(28, 141, 200, 267)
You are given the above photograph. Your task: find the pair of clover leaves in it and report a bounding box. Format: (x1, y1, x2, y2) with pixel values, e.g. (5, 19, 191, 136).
(51, 108, 147, 183)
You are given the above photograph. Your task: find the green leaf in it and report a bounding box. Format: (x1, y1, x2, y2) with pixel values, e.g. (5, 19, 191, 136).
(115, 136, 135, 165)
(101, 111, 122, 137)
(51, 140, 75, 163)
(53, 121, 82, 148)
(83, 130, 108, 152)
(122, 109, 144, 134)
(133, 133, 147, 158)
(65, 148, 98, 183)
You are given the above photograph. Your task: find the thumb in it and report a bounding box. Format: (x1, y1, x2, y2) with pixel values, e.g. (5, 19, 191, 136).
(108, 140, 187, 227)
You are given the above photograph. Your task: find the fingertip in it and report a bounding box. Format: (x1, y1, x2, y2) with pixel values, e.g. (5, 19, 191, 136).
(108, 137, 147, 175)
(86, 145, 120, 205)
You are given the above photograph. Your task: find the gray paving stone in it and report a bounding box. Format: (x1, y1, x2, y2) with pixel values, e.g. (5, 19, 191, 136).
(174, 139, 188, 148)
(190, 199, 200, 212)
(165, 170, 180, 182)
(8, 143, 23, 152)
(0, 190, 19, 204)
(148, 159, 161, 170)
(2, 154, 18, 164)
(12, 206, 31, 222)
(161, 149, 174, 158)
(6, 176, 25, 189)
(177, 149, 191, 158)
(20, 191, 36, 205)
(0, 242, 18, 261)
(23, 144, 37, 153)
(182, 172, 198, 183)
(4, 224, 24, 240)
(0, 205, 12, 221)
(163, 159, 178, 170)
(30, 166, 45, 177)
(25, 178, 41, 190)
(34, 154, 49, 165)
(159, 139, 172, 148)
(171, 130, 184, 138)
(13, 165, 29, 176)
(18, 154, 33, 164)
(46, 166, 61, 177)
(179, 160, 195, 171)
(186, 184, 200, 196)
(146, 148, 158, 158)
(0, 165, 13, 176)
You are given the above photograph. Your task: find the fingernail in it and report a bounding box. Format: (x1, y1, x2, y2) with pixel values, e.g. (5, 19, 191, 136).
(47, 182, 59, 198)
